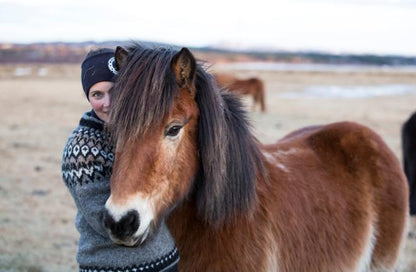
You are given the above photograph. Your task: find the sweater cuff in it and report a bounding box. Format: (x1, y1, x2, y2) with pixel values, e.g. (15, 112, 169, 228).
(79, 246, 179, 272)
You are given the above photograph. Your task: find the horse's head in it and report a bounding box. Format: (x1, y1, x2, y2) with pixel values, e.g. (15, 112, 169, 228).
(102, 46, 199, 246)
(103, 45, 264, 246)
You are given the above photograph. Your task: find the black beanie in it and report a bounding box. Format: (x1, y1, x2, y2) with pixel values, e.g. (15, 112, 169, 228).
(81, 48, 118, 99)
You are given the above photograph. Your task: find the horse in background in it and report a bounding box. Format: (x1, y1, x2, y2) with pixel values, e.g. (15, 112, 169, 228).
(214, 73, 266, 112)
(103, 45, 408, 272)
(402, 111, 416, 215)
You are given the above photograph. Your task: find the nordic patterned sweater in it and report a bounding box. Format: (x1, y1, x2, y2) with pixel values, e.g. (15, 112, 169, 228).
(61, 110, 179, 272)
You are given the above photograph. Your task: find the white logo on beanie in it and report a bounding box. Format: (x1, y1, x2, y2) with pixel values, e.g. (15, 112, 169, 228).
(108, 57, 118, 75)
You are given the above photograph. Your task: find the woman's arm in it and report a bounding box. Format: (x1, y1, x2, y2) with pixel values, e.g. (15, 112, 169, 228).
(62, 129, 114, 237)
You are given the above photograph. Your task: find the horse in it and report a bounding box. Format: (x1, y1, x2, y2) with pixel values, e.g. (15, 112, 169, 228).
(103, 45, 408, 272)
(402, 111, 416, 215)
(214, 73, 266, 112)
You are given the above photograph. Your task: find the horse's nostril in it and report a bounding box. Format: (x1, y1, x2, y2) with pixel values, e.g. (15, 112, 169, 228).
(121, 210, 140, 232)
(103, 209, 140, 240)
(126, 212, 137, 225)
(103, 209, 115, 230)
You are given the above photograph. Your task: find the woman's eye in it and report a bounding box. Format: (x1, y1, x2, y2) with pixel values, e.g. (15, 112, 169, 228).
(166, 125, 182, 137)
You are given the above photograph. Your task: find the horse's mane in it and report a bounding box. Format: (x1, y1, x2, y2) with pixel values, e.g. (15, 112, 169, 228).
(108, 44, 266, 225)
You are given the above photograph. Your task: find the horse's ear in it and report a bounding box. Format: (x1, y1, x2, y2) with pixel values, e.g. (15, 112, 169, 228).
(171, 48, 196, 90)
(115, 46, 129, 71)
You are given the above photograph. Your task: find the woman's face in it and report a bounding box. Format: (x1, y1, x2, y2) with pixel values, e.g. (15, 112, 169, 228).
(88, 81, 114, 122)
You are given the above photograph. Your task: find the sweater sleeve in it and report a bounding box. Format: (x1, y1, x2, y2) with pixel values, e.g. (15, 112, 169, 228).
(72, 172, 110, 237)
(62, 127, 114, 237)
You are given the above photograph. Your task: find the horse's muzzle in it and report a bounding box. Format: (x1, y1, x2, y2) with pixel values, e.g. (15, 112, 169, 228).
(103, 209, 141, 246)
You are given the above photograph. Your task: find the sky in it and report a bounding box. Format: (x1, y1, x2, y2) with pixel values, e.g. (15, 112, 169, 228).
(1, 0, 416, 56)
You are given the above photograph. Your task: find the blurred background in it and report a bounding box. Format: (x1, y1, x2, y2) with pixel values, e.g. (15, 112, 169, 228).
(1, 0, 415, 271)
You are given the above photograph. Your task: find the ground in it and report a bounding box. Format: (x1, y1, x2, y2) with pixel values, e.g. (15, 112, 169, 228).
(0, 63, 415, 271)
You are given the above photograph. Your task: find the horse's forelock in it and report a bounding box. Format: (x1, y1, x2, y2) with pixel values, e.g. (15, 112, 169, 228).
(108, 46, 177, 145)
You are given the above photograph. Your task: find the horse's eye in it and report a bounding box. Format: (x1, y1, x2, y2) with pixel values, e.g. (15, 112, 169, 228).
(166, 125, 182, 137)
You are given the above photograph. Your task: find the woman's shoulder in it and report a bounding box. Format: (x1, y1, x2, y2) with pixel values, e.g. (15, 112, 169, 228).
(79, 110, 105, 131)
(66, 111, 109, 143)
(62, 120, 114, 187)
(62, 111, 114, 166)
(68, 125, 109, 146)
(63, 129, 113, 160)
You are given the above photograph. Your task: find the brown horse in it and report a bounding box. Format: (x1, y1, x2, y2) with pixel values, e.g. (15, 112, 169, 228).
(103, 45, 408, 272)
(214, 73, 266, 112)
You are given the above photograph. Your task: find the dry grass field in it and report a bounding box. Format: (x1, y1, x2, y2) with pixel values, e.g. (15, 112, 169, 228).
(0, 63, 415, 271)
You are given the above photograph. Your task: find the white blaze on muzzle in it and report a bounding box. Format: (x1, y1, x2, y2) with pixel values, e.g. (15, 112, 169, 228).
(105, 193, 155, 240)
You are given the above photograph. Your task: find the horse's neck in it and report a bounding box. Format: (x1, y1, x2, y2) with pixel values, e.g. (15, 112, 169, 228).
(166, 192, 271, 272)
(167, 199, 204, 239)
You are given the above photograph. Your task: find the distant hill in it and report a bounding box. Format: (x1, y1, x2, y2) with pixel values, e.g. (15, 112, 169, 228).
(1, 40, 415, 66)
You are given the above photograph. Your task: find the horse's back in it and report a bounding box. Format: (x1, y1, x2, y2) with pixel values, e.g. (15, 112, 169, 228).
(248, 77, 263, 89)
(262, 121, 408, 271)
(277, 122, 404, 180)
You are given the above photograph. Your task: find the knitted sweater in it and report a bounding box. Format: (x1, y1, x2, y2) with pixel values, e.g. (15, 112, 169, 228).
(62, 110, 179, 272)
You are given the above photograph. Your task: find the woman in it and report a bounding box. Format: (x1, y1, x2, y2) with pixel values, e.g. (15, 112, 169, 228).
(61, 48, 179, 272)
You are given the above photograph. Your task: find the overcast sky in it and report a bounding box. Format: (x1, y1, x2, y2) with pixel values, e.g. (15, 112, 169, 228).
(1, 0, 415, 56)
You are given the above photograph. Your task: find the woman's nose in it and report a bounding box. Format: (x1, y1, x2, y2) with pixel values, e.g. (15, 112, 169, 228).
(103, 94, 111, 107)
